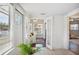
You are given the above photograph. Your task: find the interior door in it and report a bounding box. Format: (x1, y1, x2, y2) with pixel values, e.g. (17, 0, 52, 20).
(14, 9, 23, 45)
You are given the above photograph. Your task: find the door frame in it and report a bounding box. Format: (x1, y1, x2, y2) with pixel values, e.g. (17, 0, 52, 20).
(65, 8, 79, 49)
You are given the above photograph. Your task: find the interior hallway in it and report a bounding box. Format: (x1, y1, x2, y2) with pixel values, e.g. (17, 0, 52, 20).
(0, 3, 79, 55)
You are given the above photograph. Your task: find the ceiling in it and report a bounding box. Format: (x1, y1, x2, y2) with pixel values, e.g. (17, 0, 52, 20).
(20, 3, 79, 17)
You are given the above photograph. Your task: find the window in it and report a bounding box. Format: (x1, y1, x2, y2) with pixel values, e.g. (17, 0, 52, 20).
(71, 24, 78, 30)
(14, 9, 23, 45)
(0, 5, 10, 54)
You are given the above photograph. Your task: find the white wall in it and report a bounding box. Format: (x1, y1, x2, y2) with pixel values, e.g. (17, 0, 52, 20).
(24, 17, 31, 44)
(63, 16, 69, 49)
(46, 15, 67, 49)
(9, 4, 15, 48)
(53, 15, 64, 49)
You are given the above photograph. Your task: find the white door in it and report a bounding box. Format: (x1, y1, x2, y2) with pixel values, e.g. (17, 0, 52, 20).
(14, 10, 23, 46)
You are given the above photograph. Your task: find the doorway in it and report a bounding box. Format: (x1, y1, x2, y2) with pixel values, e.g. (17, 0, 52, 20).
(68, 12, 79, 54)
(31, 18, 46, 47)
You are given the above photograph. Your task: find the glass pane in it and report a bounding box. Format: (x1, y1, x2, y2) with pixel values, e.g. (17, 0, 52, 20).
(0, 5, 10, 54)
(71, 24, 78, 30)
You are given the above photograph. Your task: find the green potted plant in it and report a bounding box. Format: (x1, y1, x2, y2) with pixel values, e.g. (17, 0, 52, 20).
(17, 43, 37, 55)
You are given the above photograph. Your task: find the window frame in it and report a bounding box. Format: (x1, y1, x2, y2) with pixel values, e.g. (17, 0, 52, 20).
(0, 5, 11, 55)
(0, 5, 10, 43)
